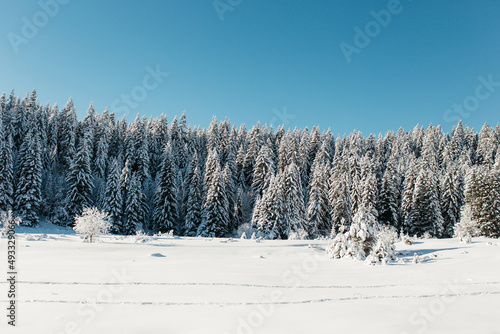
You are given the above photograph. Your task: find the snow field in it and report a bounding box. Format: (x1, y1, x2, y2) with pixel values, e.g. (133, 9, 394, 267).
(0, 233, 499, 334)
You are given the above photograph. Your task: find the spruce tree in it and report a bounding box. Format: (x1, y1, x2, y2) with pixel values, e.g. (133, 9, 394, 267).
(329, 166, 352, 232)
(465, 166, 500, 237)
(66, 136, 93, 223)
(410, 168, 444, 237)
(15, 129, 42, 226)
(378, 164, 399, 228)
(152, 144, 178, 233)
(441, 165, 464, 237)
(198, 161, 229, 237)
(0, 132, 14, 212)
(184, 164, 203, 236)
(103, 159, 124, 234)
(281, 160, 308, 238)
(251, 144, 274, 201)
(307, 163, 330, 237)
(124, 173, 146, 234)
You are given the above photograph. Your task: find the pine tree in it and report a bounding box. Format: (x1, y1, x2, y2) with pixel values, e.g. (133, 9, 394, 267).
(378, 163, 399, 228)
(465, 166, 500, 237)
(124, 173, 146, 234)
(345, 208, 377, 260)
(152, 144, 178, 233)
(58, 97, 77, 171)
(410, 167, 444, 237)
(307, 163, 330, 237)
(0, 132, 14, 212)
(251, 144, 274, 201)
(254, 175, 283, 238)
(103, 159, 123, 234)
(223, 164, 236, 233)
(441, 165, 464, 237)
(360, 156, 378, 220)
(198, 162, 229, 237)
(93, 134, 108, 179)
(15, 129, 42, 226)
(66, 136, 93, 223)
(329, 165, 352, 233)
(280, 160, 308, 238)
(401, 158, 417, 233)
(184, 163, 203, 236)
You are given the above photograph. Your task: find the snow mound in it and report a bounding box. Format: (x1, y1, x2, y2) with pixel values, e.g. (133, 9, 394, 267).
(150, 253, 166, 257)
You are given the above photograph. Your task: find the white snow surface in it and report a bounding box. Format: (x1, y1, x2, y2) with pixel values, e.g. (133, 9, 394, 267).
(1, 227, 499, 334)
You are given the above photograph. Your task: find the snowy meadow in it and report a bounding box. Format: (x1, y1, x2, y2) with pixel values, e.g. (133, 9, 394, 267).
(0, 226, 499, 334)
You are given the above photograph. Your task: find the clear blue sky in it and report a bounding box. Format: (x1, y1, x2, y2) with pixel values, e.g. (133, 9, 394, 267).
(1, 0, 499, 135)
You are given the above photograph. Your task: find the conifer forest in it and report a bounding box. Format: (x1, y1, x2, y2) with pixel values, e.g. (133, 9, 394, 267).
(1, 89, 499, 239)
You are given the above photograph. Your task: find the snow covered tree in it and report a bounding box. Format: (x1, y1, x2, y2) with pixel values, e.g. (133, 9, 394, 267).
(360, 156, 378, 220)
(378, 163, 399, 228)
(152, 144, 178, 233)
(326, 231, 349, 259)
(454, 204, 479, 243)
(198, 162, 229, 237)
(409, 167, 444, 237)
(441, 165, 464, 237)
(223, 164, 236, 233)
(345, 208, 377, 260)
(401, 158, 417, 233)
(57, 97, 77, 171)
(0, 132, 14, 212)
(280, 160, 308, 238)
(93, 134, 108, 179)
(307, 163, 331, 237)
(329, 165, 352, 233)
(0, 210, 21, 236)
(66, 136, 93, 223)
(73, 207, 111, 243)
(367, 226, 397, 265)
(184, 163, 203, 236)
(15, 129, 42, 226)
(123, 173, 147, 235)
(251, 144, 274, 201)
(102, 159, 123, 234)
(464, 166, 500, 237)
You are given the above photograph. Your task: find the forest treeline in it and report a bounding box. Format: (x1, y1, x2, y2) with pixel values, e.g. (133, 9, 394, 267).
(0, 89, 499, 238)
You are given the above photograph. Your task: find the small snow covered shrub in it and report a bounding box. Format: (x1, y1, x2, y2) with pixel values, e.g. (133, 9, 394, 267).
(345, 210, 377, 260)
(454, 205, 479, 243)
(326, 209, 377, 260)
(0, 210, 21, 236)
(367, 226, 397, 265)
(326, 232, 348, 259)
(73, 207, 111, 243)
(135, 230, 151, 243)
(402, 234, 413, 245)
(240, 232, 247, 239)
(288, 228, 308, 240)
(412, 253, 421, 264)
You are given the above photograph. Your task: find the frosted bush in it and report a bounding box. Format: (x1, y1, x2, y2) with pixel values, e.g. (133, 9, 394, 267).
(0, 210, 21, 236)
(367, 226, 397, 265)
(412, 253, 421, 264)
(454, 205, 479, 243)
(135, 230, 151, 243)
(73, 207, 111, 243)
(326, 232, 348, 259)
(288, 228, 308, 240)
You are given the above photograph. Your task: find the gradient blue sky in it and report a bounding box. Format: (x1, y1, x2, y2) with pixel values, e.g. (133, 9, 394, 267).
(1, 0, 499, 135)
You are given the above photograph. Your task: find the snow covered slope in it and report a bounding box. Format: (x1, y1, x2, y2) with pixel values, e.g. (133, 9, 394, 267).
(1, 232, 499, 334)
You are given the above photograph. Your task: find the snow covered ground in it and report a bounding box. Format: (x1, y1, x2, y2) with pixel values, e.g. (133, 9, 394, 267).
(1, 226, 499, 334)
